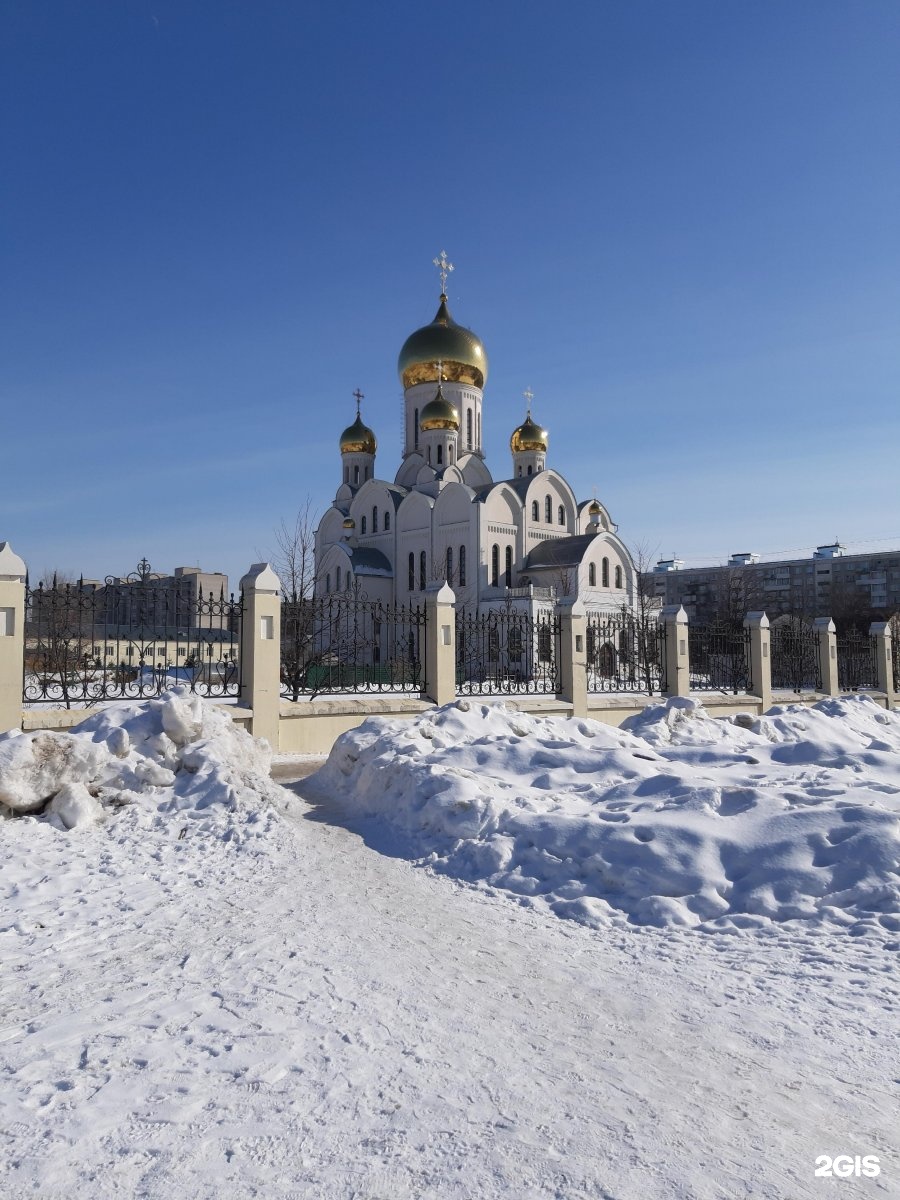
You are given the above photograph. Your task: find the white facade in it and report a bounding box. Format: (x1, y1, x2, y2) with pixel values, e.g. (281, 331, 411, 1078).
(315, 287, 636, 615)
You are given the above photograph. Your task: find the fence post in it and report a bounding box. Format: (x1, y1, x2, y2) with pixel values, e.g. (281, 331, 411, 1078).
(238, 563, 282, 747)
(743, 611, 772, 713)
(424, 581, 456, 706)
(814, 617, 839, 696)
(870, 621, 895, 708)
(557, 598, 587, 717)
(0, 542, 27, 734)
(661, 605, 690, 698)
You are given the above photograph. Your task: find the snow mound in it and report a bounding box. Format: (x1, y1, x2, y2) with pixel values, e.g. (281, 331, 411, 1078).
(0, 687, 286, 840)
(313, 696, 900, 932)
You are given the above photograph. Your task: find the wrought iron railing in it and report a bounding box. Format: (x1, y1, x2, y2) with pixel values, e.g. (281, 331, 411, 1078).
(585, 612, 665, 695)
(455, 603, 560, 695)
(770, 620, 822, 692)
(894, 630, 900, 694)
(24, 569, 242, 707)
(280, 590, 425, 699)
(836, 628, 877, 691)
(688, 624, 750, 694)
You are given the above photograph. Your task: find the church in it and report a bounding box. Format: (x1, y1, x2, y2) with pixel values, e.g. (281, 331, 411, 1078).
(314, 255, 637, 618)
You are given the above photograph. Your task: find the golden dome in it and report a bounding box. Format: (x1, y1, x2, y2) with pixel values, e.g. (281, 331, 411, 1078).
(342, 517, 355, 529)
(339, 414, 376, 455)
(398, 295, 488, 390)
(510, 413, 548, 453)
(588, 500, 602, 516)
(419, 383, 460, 431)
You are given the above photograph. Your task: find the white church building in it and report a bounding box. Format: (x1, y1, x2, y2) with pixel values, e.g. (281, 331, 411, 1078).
(314, 259, 637, 617)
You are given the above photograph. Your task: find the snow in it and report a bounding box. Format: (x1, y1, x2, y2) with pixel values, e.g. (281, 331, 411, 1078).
(1, 689, 898, 1197)
(313, 694, 900, 932)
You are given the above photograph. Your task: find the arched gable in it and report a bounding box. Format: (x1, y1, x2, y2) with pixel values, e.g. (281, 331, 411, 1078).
(456, 453, 493, 489)
(394, 453, 426, 488)
(482, 482, 521, 527)
(397, 489, 434, 533)
(525, 469, 577, 531)
(316, 507, 347, 556)
(433, 481, 476, 528)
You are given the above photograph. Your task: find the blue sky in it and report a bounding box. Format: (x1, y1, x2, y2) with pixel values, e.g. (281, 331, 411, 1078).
(2, 0, 899, 589)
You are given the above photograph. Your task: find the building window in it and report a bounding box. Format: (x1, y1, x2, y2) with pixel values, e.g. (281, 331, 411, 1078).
(336, 566, 342, 590)
(408, 553, 415, 591)
(545, 496, 552, 522)
(372, 507, 378, 533)
(589, 563, 596, 587)
(361, 516, 367, 535)
(459, 545, 466, 586)
(419, 551, 426, 591)
(414, 409, 419, 448)
(558, 505, 565, 526)
(467, 409, 473, 450)
(354, 465, 359, 485)
(427, 446, 431, 464)
(446, 546, 453, 580)
(602, 557, 609, 587)
(538, 625, 552, 662)
(384, 511, 390, 532)
(517, 466, 522, 477)
(531, 500, 539, 521)
(326, 573, 331, 594)
(505, 546, 513, 587)
(615, 565, 623, 588)
(449, 444, 454, 464)
(437, 445, 443, 465)
(491, 544, 499, 587)
(527, 465, 533, 476)
(477, 413, 481, 447)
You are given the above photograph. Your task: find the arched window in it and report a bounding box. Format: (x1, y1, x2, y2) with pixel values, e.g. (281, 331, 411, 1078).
(437, 445, 443, 465)
(384, 510, 390, 532)
(459, 545, 466, 586)
(589, 562, 596, 587)
(372, 507, 378, 533)
(531, 500, 539, 521)
(365, 466, 369, 480)
(615, 565, 623, 588)
(344, 467, 349, 483)
(527, 465, 533, 475)
(360, 516, 367, 535)
(491, 544, 499, 587)
(517, 466, 522, 477)
(336, 566, 341, 590)
(408, 553, 415, 592)
(477, 413, 481, 447)
(545, 495, 552, 522)
(466, 409, 473, 450)
(558, 505, 565, 526)
(449, 444, 454, 464)
(419, 551, 427, 592)
(326, 573, 331, 594)
(354, 465, 359, 485)
(414, 410, 419, 448)
(446, 546, 453, 580)
(602, 557, 610, 587)
(427, 446, 431, 465)
(505, 546, 513, 587)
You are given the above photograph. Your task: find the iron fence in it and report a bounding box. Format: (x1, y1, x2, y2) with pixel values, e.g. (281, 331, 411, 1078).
(894, 631, 900, 694)
(770, 620, 822, 692)
(836, 628, 877, 691)
(688, 624, 750, 694)
(24, 570, 242, 707)
(585, 612, 665, 695)
(455, 603, 560, 695)
(280, 590, 425, 699)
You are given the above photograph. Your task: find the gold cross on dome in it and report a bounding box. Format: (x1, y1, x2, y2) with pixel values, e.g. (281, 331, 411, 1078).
(433, 250, 454, 293)
(352, 388, 364, 415)
(523, 387, 534, 416)
(434, 360, 445, 383)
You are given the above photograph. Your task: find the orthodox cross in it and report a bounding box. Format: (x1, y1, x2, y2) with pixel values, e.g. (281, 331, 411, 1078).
(352, 388, 364, 416)
(433, 250, 454, 293)
(523, 387, 534, 416)
(435, 359, 444, 384)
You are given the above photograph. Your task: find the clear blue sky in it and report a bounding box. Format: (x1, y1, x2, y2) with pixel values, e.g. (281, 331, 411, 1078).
(2, 0, 899, 589)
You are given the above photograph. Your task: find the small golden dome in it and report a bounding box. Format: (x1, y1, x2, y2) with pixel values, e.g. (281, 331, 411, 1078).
(342, 517, 355, 529)
(339, 414, 377, 455)
(588, 500, 602, 516)
(510, 414, 548, 454)
(398, 295, 488, 390)
(419, 383, 460, 431)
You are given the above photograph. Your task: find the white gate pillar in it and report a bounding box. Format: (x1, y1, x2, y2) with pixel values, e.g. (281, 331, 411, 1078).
(0, 543, 27, 734)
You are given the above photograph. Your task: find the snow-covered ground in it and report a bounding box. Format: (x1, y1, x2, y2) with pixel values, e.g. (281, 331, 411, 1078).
(1, 689, 897, 1198)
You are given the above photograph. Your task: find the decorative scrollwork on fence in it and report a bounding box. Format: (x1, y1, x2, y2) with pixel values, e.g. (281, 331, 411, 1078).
(280, 588, 425, 699)
(688, 624, 750, 694)
(585, 612, 665, 695)
(24, 576, 242, 708)
(455, 602, 559, 695)
(836, 628, 877, 692)
(770, 620, 821, 692)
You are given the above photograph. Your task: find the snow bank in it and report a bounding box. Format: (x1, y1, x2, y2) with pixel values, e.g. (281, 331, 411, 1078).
(313, 696, 900, 932)
(0, 687, 285, 839)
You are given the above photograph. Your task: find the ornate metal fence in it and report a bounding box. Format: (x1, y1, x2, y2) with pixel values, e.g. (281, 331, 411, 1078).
(836, 628, 877, 691)
(585, 612, 665, 695)
(770, 620, 821, 692)
(24, 568, 242, 707)
(280, 590, 425, 699)
(455, 603, 560, 695)
(688, 624, 750, 694)
(894, 630, 900, 693)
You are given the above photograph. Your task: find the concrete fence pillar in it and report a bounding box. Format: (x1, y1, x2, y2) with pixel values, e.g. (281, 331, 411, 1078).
(557, 598, 587, 717)
(0, 542, 27, 734)
(814, 617, 839, 697)
(424, 581, 456, 707)
(743, 611, 772, 713)
(870, 622, 895, 708)
(661, 605, 690, 698)
(239, 563, 282, 748)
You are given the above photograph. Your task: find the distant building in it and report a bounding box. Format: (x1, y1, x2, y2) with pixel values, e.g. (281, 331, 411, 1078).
(645, 544, 900, 624)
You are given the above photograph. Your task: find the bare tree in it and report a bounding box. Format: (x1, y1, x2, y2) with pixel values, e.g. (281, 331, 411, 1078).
(266, 499, 323, 701)
(627, 541, 664, 693)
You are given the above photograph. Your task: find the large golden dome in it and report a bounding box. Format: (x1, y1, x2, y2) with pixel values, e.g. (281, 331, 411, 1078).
(510, 413, 548, 453)
(419, 383, 460, 431)
(339, 414, 377, 455)
(398, 295, 488, 390)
